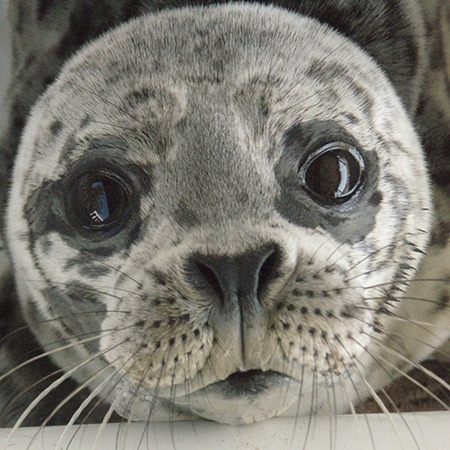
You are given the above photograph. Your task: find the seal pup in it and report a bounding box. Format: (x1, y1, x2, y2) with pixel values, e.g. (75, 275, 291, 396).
(0, 0, 448, 432)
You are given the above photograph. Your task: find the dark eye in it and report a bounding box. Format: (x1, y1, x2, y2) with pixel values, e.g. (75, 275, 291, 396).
(299, 143, 365, 205)
(71, 171, 131, 231)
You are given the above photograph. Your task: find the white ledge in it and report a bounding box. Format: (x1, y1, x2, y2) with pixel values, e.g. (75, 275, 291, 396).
(1, 412, 449, 449)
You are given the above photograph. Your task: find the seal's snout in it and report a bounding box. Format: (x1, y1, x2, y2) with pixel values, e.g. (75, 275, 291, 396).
(186, 244, 282, 304)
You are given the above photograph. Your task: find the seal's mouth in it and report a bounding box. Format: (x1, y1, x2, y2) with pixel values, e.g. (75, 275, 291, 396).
(209, 369, 288, 396)
(111, 367, 303, 424)
(170, 369, 300, 423)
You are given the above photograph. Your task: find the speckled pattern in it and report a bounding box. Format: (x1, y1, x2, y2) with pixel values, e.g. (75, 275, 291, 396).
(0, 0, 448, 429)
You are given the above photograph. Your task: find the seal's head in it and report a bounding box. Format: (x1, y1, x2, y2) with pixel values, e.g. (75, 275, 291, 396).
(6, 5, 431, 424)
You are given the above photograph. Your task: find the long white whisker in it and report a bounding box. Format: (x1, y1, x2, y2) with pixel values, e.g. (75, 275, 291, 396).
(364, 293, 443, 306)
(87, 350, 147, 449)
(136, 355, 169, 450)
(323, 317, 378, 450)
(1, 338, 129, 450)
(25, 352, 124, 450)
(0, 309, 129, 347)
(344, 309, 448, 356)
(325, 353, 340, 450)
(19, 279, 125, 301)
(54, 349, 140, 449)
(289, 348, 306, 448)
(0, 324, 136, 384)
(301, 351, 318, 450)
(92, 397, 121, 450)
(363, 338, 450, 407)
(350, 303, 449, 337)
(355, 366, 409, 450)
(350, 339, 426, 449)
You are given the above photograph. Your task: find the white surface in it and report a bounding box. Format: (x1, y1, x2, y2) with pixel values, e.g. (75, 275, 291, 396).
(1, 412, 449, 450)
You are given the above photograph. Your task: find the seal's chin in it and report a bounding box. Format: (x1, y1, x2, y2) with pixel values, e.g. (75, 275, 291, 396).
(111, 370, 302, 424)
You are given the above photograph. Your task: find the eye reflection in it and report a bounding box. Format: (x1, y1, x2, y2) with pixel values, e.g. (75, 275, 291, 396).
(300, 143, 365, 205)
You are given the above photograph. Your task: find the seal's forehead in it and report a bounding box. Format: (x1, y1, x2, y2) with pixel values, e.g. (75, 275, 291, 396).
(19, 2, 410, 192)
(39, 3, 382, 121)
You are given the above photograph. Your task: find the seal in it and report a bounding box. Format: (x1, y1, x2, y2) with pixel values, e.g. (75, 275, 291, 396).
(0, 0, 449, 432)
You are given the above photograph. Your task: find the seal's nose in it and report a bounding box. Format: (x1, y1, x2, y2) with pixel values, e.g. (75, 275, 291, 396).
(187, 244, 281, 304)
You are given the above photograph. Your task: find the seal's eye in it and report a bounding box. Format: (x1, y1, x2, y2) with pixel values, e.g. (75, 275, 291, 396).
(73, 171, 130, 231)
(299, 143, 365, 205)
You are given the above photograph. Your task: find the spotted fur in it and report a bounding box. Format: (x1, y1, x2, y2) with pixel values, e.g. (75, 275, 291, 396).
(0, 0, 448, 434)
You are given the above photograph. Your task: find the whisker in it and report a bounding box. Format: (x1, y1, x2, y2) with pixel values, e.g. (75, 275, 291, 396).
(324, 354, 339, 450)
(355, 367, 410, 450)
(349, 311, 449, 360)
(18, 278, 126, 302)
(26, 354, 123, 450)
(136, 356, 169, 450)
(359, 305, 450, 331)
(0, 309, 130, 348)
(280, 349, 296, 414)
(343, 366, 377, 450)
(337, 339, 403, 448)
(54, 348, 143, 450)
(183, 352, 203, 441)
(2, 338, 129, 450)
(96, 261, 143, 289)
(182, 340, 197, 422)
(366, 278, 450, 289)
(0, 324, 137, 384)
(168, 370, 178, 450)
(323, 372, 335, 450)
(328, 325, 376, 448)
(385, 316, 450, 330)
(307, 241, 330, 266)
(342, 375, 382, 450)
(362, 335, 450, 405)
(324, 324, 377, 450)
(24, 276, 147, 299)
(345, 242, 397, 273)
(51, 282, 124, 301)
(301, 352, 317, 450)
(321, 278, 449, 297)
(290, 346, 306, 448)
(191, 346, 219, 416)
(365, 293, 444, 306)
(109, 355, 161, 450)
(83, 350, 147, 449)
(350, 339, 426, 449)
(324, 240, 350, 264)
(0, 332, 102, 385)
(1, 324, 133, 381)
(0, 365, 64, 420)
(91, 398, 121, 450)
(338, 317, 448, 418)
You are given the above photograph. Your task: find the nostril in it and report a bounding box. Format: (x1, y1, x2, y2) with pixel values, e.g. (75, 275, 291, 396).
(257, 249, 280, 301)
(194, 259, 225, 301)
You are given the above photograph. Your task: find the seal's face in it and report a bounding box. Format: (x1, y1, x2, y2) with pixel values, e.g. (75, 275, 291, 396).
(6, 5, 431, 424)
